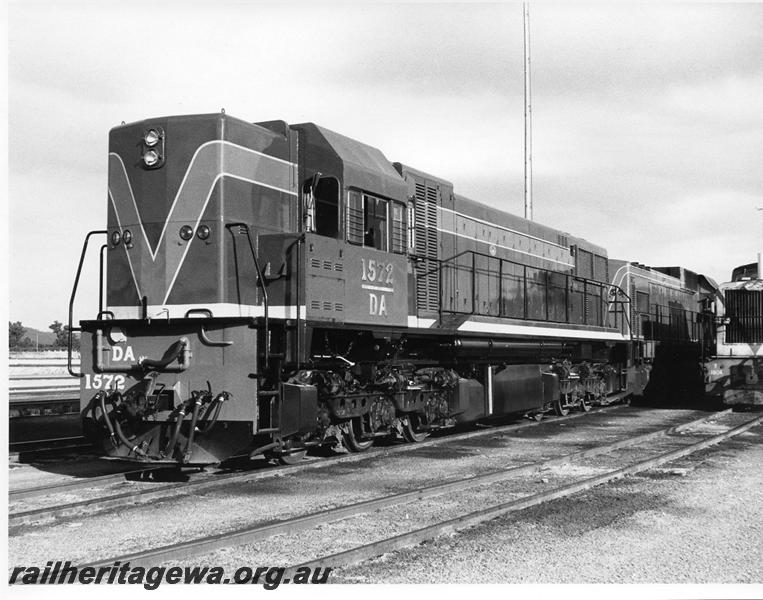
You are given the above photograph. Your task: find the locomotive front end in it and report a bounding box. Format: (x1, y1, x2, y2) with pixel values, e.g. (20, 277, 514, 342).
(705, 260, 763, 406)
(76, 113, 296, 463)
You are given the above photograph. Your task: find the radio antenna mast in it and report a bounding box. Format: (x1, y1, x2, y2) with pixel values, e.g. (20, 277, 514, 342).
(523, 2, 533, 221)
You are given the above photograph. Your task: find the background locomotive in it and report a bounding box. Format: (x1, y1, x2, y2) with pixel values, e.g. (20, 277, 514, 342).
(68, 112, 714, 465)
(704, 257, 763, 406)
(610, 260, 718, 405)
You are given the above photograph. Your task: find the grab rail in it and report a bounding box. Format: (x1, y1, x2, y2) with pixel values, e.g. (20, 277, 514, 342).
(68, 230, 107, 377)
(226, 222, 270, 369)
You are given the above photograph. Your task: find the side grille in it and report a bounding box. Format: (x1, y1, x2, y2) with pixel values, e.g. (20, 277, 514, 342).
(414, 180, 439, 312)
(725, 289, 763, 343)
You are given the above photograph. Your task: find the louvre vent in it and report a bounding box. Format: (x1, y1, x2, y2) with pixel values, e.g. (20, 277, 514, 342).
(391, 202, 407, 254)
(414, 179, 440, 312)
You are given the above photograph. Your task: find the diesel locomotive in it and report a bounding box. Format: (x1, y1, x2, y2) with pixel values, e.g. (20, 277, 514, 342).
(68, 112, 713, 464)
(704, 257, 763, 406)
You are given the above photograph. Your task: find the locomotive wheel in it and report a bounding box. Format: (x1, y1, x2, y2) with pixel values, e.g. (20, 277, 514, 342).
(278, 450, 307, 465)
(402, 414, 429, 443)
(342, 418, 374, 452)
(553, 398, 570, 417)
(579, 395, 592, 412)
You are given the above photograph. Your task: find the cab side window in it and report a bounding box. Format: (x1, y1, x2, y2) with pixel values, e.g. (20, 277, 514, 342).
(346, 190, 406, 253)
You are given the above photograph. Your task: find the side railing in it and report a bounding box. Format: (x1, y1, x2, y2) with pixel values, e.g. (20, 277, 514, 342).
(634, 305, 713, 345)
(416, 249, 631, 335)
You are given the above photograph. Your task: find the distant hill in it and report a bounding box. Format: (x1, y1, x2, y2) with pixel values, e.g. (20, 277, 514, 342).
(21, 327, 57, 346)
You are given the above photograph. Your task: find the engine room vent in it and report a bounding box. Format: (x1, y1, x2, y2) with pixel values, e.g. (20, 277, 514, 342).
(413, 180, 440, 313)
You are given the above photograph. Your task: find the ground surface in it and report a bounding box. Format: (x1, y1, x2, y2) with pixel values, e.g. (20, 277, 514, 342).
(334, 427, 763, 583)
(8, 408, 762, 585)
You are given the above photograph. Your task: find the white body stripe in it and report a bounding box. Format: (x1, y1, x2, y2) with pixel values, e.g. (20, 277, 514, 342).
(407, 316, 437, 328)
(456, 319, 628, 341)
(109, 304, 306, 320)
(610, 263, 687, 293)
(436, 228, 575, 268)
(438, 206, 569, 250)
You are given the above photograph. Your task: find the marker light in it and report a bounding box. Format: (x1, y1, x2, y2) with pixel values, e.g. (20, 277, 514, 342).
(143, 150, 160, 167)
(179, 225, 194, 241)
(111, 231, 122, 246)
(122, 229, 133, 245)
(197, 225, 211, 240)
(144, 129, 161, 147)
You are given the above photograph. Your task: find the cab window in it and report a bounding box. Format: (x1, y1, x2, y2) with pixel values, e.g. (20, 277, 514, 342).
(346, 190, 406, 253)
(364, 195, 388, 251)
(313, 177, 340, 238)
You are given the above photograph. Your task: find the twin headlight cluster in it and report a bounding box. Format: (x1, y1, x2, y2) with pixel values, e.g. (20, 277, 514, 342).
(111, 229, 133, 247)
(112, 225, 211, 247)
(142, 127, 165, 169)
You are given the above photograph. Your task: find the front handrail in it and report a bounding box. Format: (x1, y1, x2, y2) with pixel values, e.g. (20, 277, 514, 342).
(226, 222, 270, 369)
(68, 230, 107, 377)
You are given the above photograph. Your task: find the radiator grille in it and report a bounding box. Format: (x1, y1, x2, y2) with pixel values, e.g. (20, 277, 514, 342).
(725, 289, 763, 343)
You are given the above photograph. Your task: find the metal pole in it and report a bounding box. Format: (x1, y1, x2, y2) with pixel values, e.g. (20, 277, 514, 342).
(523, 2, 533, 221)
(756, 207, 762, 276)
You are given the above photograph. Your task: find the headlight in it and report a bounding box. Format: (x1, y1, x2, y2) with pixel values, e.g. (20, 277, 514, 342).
(111, 231, 121, 246)
(122, 229, 133, 244)
(197, 225, 211, 240)
(179, 225, 194, 241)
(144, 129, 160, 147)
(143, 150, 160, 167)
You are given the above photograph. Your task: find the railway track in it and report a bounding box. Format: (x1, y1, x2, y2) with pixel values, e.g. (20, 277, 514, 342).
(9, 436, 91, 462)
(70, 408, 760, 570)
(9, 404, 625, 527)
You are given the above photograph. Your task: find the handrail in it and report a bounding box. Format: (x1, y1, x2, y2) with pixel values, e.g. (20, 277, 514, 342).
(226, 222, 270, 370)
(285, 233, 306, 369)
(431, 248, 631, 331)
(99, 244, 108, 316)
(68, 230, 107, 377)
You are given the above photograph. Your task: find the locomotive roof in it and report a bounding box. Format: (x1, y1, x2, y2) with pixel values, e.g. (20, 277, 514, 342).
(293, 122, 408, 202)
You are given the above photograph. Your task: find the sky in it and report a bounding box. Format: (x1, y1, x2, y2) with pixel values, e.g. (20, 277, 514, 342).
(7, 0, 763, 331)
